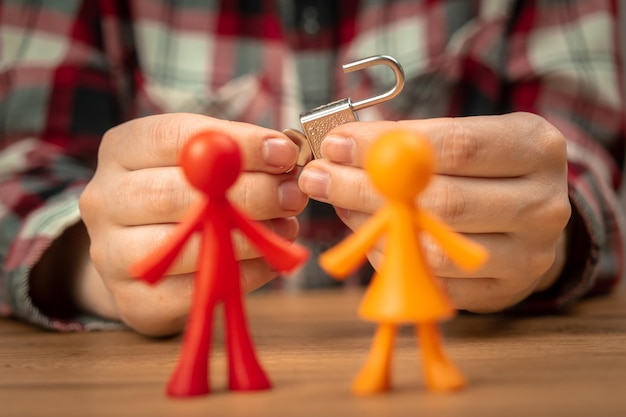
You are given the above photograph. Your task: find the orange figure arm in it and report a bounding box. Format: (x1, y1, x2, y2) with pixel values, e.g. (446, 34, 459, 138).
(416, 209, 488, 271)
(229, 205, 309, 273)
(129, 201, 207, 285)
(319, 207, 391, 280)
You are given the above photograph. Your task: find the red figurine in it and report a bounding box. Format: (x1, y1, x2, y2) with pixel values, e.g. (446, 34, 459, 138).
(130, 131, 309, 397)
(319, 129, 488, 395)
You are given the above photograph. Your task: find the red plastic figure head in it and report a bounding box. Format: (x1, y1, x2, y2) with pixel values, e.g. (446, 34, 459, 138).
(179, 131, 242, 198)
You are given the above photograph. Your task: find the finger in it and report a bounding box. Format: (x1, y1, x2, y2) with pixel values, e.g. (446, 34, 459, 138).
(230, 173, 308, 219)
(363, 229, 555, 287)
(336, 178, 525, 235)
(298, 159, 384, 213)
(302, 160, 562, 235)
(323, 113, 566, 177)
(361, 231, 553, 313)
(239, 258, 282, 293)
(435, 277, 521, 313)
(423, 231, 559, 292)
(419, 175, 569, 234)
(101, 113, 299, 173)
(113, 271, 193, 336)
(437, 268, 545, 313)
(231, 216, 301, 260)
(115, 254, 281, 336)
(107, 168, 305, 225)
(104, 166, 194, 225)
(102, 217, 300, 280)
(99, 225, 200, 281)
(424, 233, 513, 279)
(358, 233, 544, 313)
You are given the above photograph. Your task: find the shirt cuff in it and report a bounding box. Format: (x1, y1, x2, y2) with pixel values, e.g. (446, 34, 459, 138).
(4, 189, 124, 331)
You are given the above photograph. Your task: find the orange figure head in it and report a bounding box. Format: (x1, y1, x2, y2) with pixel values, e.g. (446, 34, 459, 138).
(365, 129, 435, 203)
(180, 131, 242, 198)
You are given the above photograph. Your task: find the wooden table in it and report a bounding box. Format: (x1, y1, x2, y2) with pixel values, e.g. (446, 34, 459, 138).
(1, 286, 625, 417)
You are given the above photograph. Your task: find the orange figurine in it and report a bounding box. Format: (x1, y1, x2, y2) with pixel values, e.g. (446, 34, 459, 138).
(319, 129, 488, 396)
(130, 131, 308, 398)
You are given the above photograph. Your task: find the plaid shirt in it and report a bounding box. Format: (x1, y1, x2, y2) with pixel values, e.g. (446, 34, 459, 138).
(1, 0, 624, 330)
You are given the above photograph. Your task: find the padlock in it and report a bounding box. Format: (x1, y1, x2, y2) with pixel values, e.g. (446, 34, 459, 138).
(284, 55, 405, 166)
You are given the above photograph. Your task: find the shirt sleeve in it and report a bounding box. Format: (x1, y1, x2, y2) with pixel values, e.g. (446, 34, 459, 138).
(505, 0, 625, 312)
(0, 1, 124, 330)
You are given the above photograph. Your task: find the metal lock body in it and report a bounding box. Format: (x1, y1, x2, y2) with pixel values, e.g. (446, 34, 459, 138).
(285, 55, 405, 166)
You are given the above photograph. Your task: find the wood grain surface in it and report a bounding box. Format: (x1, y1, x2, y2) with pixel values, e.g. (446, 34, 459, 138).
(1, 287, 625, 417)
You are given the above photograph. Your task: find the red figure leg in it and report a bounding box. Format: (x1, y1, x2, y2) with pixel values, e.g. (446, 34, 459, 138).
(166, 300, 215, 397)
(223, 293, 271, 391)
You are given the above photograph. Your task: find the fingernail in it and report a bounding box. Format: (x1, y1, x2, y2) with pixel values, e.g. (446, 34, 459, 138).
(263, 138, 299, 169)
(322, 135, 354, 163)
(278, 179, 306, 211)
(299, 168, 329, 199)
(335, 207, 351, 220)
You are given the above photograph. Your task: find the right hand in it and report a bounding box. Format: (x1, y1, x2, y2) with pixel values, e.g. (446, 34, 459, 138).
(79, 113, 308, 336)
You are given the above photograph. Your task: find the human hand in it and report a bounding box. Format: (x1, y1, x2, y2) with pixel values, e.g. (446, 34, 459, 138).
(298, 112, 571, 313)
(79, 113, 308, 335)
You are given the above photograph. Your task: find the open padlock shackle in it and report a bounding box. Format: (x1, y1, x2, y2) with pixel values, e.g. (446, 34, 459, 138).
(343, 55, 405, 111)
(284, 54, 406, 166)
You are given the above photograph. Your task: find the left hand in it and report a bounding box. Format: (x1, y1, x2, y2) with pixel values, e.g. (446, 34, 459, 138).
(298, 112, 571, 313)
(79, 114, 307, 336)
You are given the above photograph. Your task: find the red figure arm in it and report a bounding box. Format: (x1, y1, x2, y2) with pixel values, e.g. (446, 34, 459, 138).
(228, 205, 309, 273)
(129, 201, 207, 285)
(319, 207, 391, 280)
(416, 209, 488, 271)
